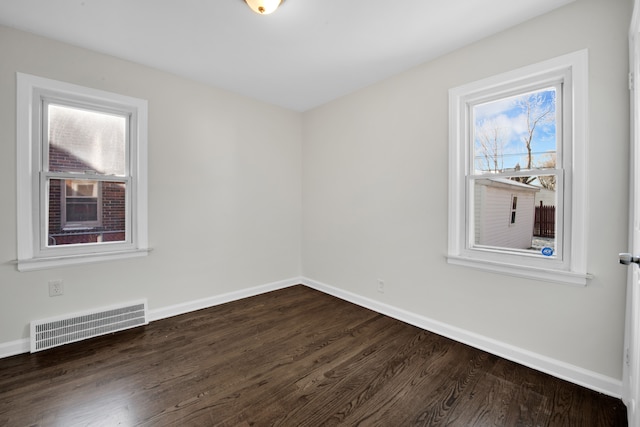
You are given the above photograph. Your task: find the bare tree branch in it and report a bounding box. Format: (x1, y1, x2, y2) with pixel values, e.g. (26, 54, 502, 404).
(474, 119, 507, 173)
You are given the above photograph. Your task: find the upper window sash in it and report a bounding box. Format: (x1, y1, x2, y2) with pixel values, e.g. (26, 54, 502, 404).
(41, 97, 132, 177)
(467, 80, 564, 177)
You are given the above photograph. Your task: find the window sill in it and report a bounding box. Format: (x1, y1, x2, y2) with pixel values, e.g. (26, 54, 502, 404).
(16, 248, 151, 272)
(446, 255, 593, 286)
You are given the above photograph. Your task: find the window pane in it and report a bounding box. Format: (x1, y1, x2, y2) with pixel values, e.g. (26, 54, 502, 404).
(473, 176, 556, 256)
(473, 88, 557, 175)
(48, 179, 126, 246)
(66, 179, 98, 198)
(66, 198, 98, 222)
(48, 104, 126, 176)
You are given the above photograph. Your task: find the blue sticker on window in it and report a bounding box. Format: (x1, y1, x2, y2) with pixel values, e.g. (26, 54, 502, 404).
(541, 247, 554, 257)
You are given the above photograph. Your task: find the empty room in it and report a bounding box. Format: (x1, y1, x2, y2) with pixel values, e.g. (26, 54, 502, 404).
(0, 0, 636, 425)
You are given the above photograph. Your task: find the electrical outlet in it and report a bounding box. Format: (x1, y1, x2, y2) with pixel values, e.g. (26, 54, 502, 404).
(626, 347, 631, 366)
(48, 280, 64, 297)
(377, 279, 385, 293)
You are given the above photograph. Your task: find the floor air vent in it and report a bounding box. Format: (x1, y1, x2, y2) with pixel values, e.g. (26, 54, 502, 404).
(30, 300, 148, 352)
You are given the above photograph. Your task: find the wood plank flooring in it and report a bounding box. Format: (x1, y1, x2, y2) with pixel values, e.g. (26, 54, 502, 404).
(0, 285, 627, 426)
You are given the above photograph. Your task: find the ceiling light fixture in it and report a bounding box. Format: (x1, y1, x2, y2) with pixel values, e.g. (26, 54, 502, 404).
(244, 0, 284, 15)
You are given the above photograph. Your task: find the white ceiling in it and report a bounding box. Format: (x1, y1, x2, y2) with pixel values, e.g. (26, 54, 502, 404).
(0, 0, 574, 111)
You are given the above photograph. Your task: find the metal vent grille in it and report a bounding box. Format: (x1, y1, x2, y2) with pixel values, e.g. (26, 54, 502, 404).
(30, 300, 148, 352)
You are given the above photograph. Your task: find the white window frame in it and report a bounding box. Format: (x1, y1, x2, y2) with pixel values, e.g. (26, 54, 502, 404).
(16, 73, 149, 271)
(448, 50, 591, 286)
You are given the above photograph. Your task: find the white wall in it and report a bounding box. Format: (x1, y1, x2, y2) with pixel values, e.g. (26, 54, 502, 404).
(302, 0, 631, 387)
(0, 26, 302, 346)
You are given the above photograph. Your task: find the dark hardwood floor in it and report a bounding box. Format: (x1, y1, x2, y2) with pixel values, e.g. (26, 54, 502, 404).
(0, 285, 627, 426)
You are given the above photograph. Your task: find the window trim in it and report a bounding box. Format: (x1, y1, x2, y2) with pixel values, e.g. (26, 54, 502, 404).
(447, 50, 591, 286)
(16, 73, 149, 271)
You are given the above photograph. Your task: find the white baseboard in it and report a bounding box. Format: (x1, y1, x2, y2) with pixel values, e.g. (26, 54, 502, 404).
(301, 277, 624, 399)
(148, 277, 302, 322)
(0, 338, 29, 359)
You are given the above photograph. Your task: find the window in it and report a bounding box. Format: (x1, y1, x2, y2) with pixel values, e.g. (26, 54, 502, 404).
(448, 50, 590, 285)
(63, 179, 101, 229)
(17, 73, 148, 271)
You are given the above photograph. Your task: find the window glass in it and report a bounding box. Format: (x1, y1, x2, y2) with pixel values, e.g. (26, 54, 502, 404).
(48, 104, 126, 176)
(472, 88, 557, 174)
(48, 178, 127, 246)
(472, 176, 557, 256)
(45, 103, 129, 247)
(470, 87, 558, 258)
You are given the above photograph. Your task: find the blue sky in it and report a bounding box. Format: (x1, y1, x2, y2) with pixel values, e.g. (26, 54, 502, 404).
(472, 88, 557, 173)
